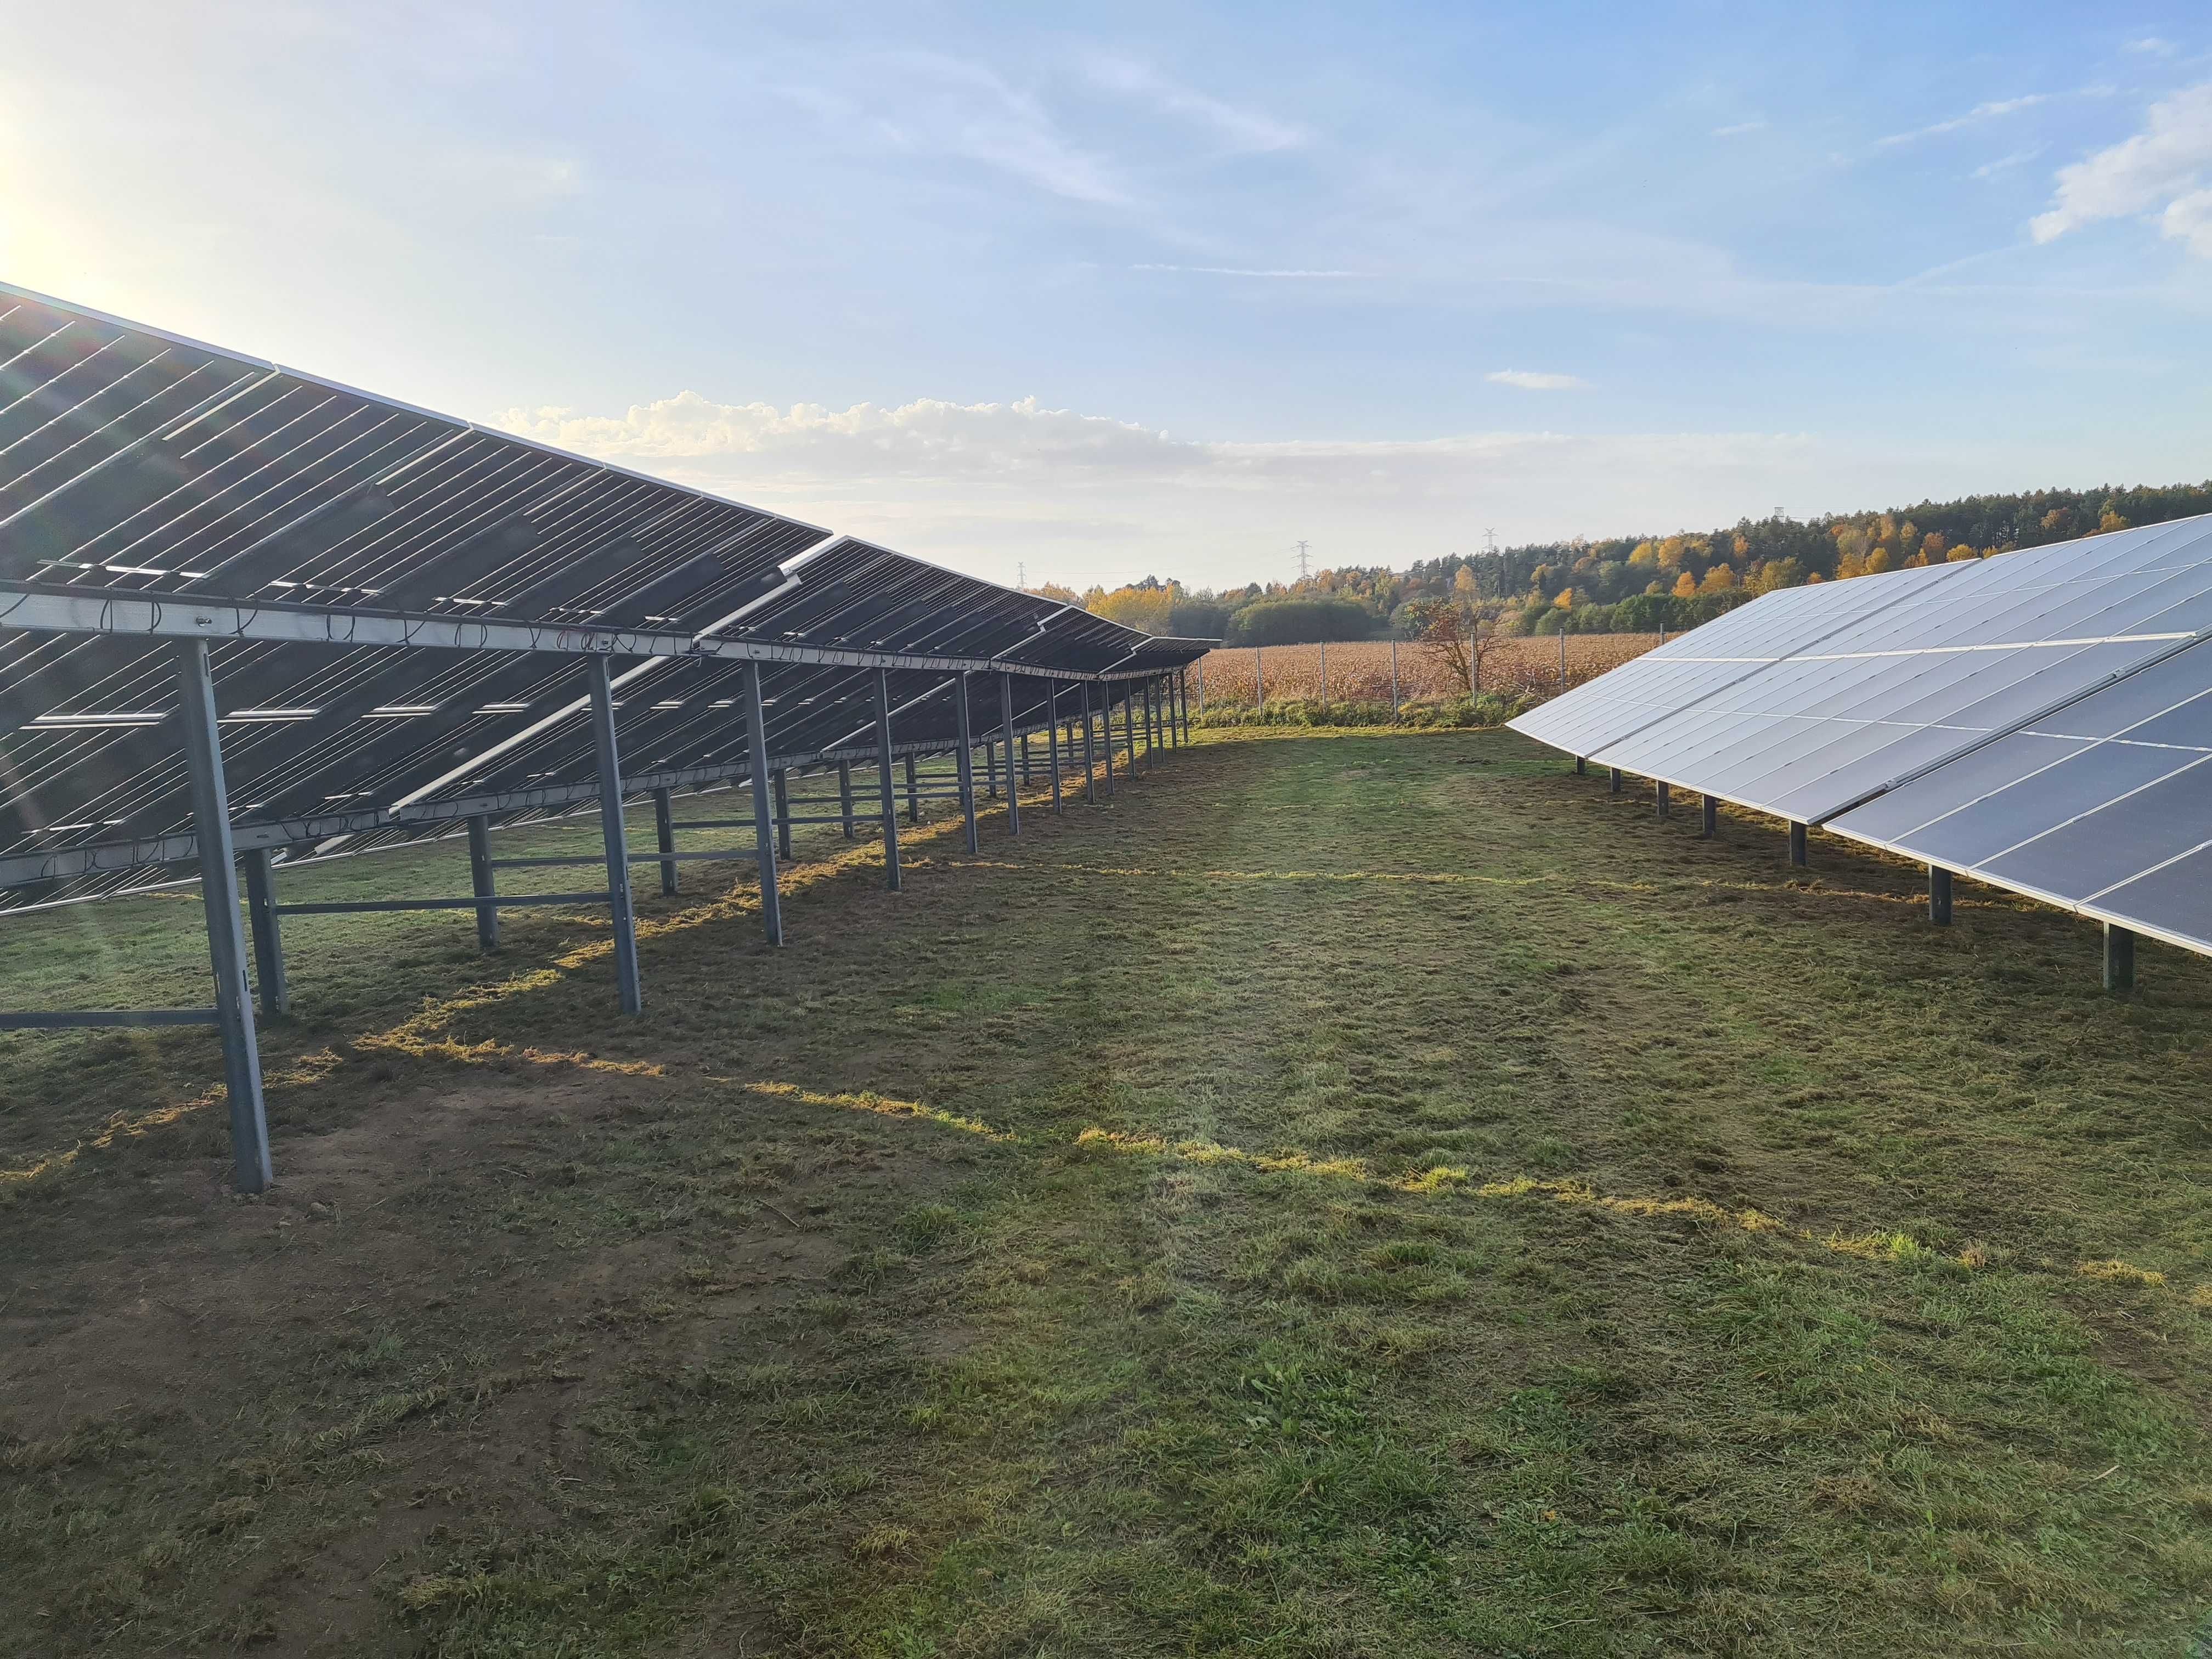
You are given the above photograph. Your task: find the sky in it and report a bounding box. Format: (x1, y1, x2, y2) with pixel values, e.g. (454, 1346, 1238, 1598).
(3, 1, 2209, 592)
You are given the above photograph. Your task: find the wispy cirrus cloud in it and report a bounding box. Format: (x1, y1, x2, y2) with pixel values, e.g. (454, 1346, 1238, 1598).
(777, 50, 1130, 205)
(1486, 369, 1588, 390)
(2031, 82, 2212, 258)
(1876, 92, 2059, 149)
(1080, 53, 1305, 154)
(1133, 263, 1353, 278)
(2124, 36, 2179, 58)
(1971, 145, 2046, 180)
(1711, 120, 1767, 138)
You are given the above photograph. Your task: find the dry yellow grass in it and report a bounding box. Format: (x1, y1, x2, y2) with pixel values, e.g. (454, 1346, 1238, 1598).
(1189, 634, 1660, 705)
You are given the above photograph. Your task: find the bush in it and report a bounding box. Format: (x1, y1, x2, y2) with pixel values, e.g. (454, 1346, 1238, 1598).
(1224, 599, 1379, 646)
(1190, 694, 1534, 730)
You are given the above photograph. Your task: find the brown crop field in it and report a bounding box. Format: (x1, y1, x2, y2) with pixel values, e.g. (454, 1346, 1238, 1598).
(1191, 634, 1661, 707)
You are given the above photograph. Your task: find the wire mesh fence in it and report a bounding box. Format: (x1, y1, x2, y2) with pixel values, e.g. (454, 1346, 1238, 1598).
(1187, 635, 1664, 709)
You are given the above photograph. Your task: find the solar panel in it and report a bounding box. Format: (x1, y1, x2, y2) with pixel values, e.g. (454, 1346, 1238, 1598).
(1510, 512, 2212, 958)
(0, 284, 1212, 918)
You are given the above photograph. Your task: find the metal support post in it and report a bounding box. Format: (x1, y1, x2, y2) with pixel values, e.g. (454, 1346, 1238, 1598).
(742, 662, 783, 946)
(1390, 639, 1400, 715)
(772, 769, 793, 861)
(1609, 766, 1623, 794)
(1701, 794, 1718, 838)
(242, 848, 289, 1019)
(1197, 658, 1206, 715)
(1559, 630, 1567, 689)
(1928, 865, 1953, 926)
(467, 814, 499, 948)
(1574, 755, 1585, 776)
(1020, 730, 1032, 786)
(652, 787, 679, 895)
(954, 674, 980, 851)
(1655, 782, 1671, 820)
(1098, 681, 1115, 795)
(837, 762, 856, 840)
(1319, 641, 1328, 702)
(904, 753, 921, 824)
(177, 639, 271, 1193)
(2104, 923, 2136, 992)
(1123, 686, 1138, 776)
(1084, 682, 1101, 800)
(587, 655, 644, 1014)
(1047, 684, 1064, 811)
(873, 669, 902, 892)
(1788, 821, 1808, 867)
(998, 670, 1021, 836)
(1255, 646, 1265, 706)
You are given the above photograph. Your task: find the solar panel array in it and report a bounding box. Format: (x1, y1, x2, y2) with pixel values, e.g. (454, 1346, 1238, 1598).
(0, 281, 1210, 909)
(1509, 513, 2212, 956)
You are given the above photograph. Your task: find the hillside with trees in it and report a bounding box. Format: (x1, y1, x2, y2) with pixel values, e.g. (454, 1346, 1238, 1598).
(1044, 479, 2212, 642)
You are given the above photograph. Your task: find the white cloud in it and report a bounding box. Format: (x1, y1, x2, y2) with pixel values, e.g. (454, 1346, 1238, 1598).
(2124, 36, 2179, 57)
(2030, 82, 2212, 256)
(487, 392, 1860, 588)
(1971, 145, 2045, 179)
(1876, 93, 2056, 148)
(1711, 120, 1767, 138)
(1486, 369, 1588, 390)
(1080, 54, 1305, 154)
(2162, 188, 2212, 257)
(1133, 263, 1353, 278)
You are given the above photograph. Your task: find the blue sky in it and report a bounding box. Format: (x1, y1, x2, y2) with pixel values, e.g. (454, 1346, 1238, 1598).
(3, 1, 2209, 590)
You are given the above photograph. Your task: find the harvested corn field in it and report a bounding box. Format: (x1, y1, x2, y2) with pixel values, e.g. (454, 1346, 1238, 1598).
(1192, 634, 1662, 707)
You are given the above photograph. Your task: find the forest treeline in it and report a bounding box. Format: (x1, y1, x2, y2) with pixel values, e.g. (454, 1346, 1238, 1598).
(1038, 479, 2212, 642)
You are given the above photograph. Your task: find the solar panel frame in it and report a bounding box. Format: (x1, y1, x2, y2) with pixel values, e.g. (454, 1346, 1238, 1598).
(0, 285, 1213, 916)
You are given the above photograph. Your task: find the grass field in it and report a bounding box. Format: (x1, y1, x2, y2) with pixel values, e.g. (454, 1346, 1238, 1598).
(1193, 636, 1661, 706)
(5, 727, 2212, 1656)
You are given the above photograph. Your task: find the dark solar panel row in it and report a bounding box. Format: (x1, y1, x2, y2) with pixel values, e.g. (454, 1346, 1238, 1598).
(0, 283, 1211, 911)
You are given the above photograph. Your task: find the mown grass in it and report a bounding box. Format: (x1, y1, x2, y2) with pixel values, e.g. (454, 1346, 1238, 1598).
(3, 728, 2211, 1656)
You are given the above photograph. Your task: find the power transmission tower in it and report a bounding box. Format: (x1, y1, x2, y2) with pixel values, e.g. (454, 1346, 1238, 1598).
(1482, 528, 1497, 555)
(1295, 540, 1310, 580)
(1017, 561, 1026, 588)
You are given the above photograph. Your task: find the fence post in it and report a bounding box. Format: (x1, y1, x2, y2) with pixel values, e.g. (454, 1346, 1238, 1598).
(904, 753, 920, 824)
(1197, 658, 1206, 715)
(1319, 639, 1327, 702)
(837, 761, 855, 840)
(1255, 646, 1264, 707)
(1558, 629, 1566, 689)
(1390, 638, 1400, 715)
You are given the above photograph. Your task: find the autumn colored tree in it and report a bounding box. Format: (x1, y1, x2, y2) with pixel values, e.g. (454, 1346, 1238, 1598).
(1404, 599, 1496, 695)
